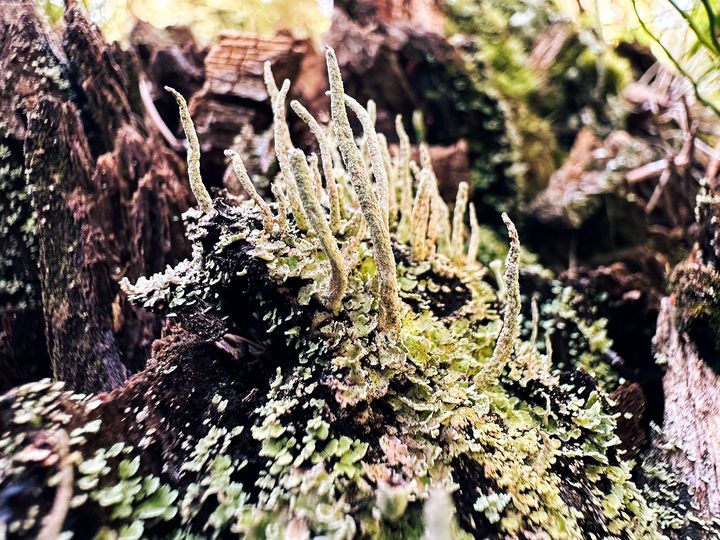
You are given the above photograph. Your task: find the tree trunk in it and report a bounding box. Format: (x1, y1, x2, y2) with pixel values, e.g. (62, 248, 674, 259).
(0, 0, 192, 392)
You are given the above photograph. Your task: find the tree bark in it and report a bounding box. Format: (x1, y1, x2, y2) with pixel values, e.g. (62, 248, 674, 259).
(653, 297, 720, 519)
(0, 1, 192, 391)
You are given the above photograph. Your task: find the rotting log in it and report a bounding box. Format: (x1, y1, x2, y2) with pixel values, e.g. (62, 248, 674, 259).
(2, 1, 720, 538)
(26, 96, 129, 391)
(653, 297, 720, 520)
(188, 31, 309, 184)
(0, 1, 192, 391)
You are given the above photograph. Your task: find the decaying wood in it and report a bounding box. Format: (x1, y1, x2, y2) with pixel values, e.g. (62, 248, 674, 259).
(0, 2, 62, 392)
(26, 96, 129, 391)
(335, 0, 444, 31)
(187, 31, 309, 183)
(0, 2, 192, 390)
(202, 31, 306, 102)
(653, 297, 720, 518)
(3, 0, 720, 535)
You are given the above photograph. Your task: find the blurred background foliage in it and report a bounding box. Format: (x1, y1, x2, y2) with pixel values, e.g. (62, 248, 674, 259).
(37, 0, 719, 112)
(567, 0, 720, 114)
(38, 0, 332, 43)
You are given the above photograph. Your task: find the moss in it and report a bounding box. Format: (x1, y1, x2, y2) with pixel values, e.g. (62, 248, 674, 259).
(443, 0, 632, 207)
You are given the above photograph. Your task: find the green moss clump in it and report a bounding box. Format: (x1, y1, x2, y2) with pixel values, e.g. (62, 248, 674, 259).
(443, 0, 632, 205)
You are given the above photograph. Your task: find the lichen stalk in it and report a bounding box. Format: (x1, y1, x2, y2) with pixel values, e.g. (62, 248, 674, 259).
(267, 73, 309, 231)
(290, 99, 341, 233)
(263, 60, 279, 102)
(418, 144, 446, 258)
(451, 181, 469, 261)
(289, 149, 348, 313)
(341, 218, 367, 271)
(377, 133, 396, 222)
(432, 189, 452, 256)
(164, 86, 213, 214)
(271, 182, 288, 231)
(467, 202, 480, 264)
(308, 153, 323, 200)
(225, 149, 275, 233)
(326, 46, 401, 331)
(411, 169, 432, 261)
(367, 99, 377, 126)
(419, 142, 432, 171)
(396, 115, 413, 243)
(530, 295, 539, 347)
(485, 212, 521, 380)
(344, 94, 390, 225)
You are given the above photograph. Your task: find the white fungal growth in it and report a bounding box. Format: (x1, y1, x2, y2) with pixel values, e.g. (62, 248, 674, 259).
(164, 86, 213, 214)
(289, 148, 348, 313)
(290, 99, 341, 233)
(225, 149, 275, 233)
(451, 181, 469, 261)
(344, 94, 390, 225)
(326, 46, 402, 332)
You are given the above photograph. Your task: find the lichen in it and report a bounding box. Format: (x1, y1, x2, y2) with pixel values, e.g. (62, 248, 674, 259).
(1, 47, 673, 540)
(164, 87, 214, 214)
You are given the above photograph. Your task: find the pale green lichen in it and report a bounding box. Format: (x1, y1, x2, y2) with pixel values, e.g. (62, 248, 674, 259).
(0, 381, 180, 539)
(265, 66, 309, 232)
(410, 169, 431, 261)
(467, 203, 480, 264)
(344, 94, 390, 225)
(164, 87, 213, 214)
(478, 213, 520, 384)
(450, 181, 469, 261)
(290, 99, 341, 233)
(224, 149, 275, 233)
(395, 115, 413, 241)
(289, 148, 348, 312)
(1, 44, 685, 540)
(326, 47, 401, 332)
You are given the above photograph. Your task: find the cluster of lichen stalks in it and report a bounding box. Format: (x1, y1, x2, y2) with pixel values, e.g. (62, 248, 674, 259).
(146, 47, 664, 538)
(0, 48, 671, 539)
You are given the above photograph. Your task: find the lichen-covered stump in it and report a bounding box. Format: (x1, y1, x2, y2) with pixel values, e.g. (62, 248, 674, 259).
(1, 41, 705, 539)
